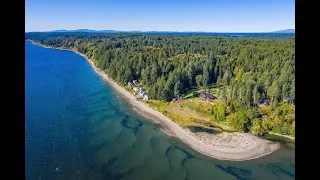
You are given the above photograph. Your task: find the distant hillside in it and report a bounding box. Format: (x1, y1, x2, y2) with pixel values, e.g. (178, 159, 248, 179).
(272, 29, 295, 33)
(50, 29, 118, 33)
(37, 29, 296, 34)
(25, 29, 295, 38)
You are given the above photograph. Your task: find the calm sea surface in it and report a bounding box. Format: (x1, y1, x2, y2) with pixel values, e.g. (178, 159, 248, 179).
(25, 40, 295, 180)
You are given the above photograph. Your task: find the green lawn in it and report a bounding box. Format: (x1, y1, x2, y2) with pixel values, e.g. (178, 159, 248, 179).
(143, 83, 235, 132)
(145, 100, 169, 114)
(144, 97, 234, 132)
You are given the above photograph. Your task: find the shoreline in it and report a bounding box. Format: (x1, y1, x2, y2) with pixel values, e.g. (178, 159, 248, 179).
(268, 132, 295, 140)
(29, 40, 281, 161)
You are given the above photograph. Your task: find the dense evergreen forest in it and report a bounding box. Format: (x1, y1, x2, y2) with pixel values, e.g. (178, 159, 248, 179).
(26, 33, 295, 136)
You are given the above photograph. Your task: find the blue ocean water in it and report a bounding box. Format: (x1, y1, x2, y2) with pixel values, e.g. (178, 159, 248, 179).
(25, 40, 295, 180)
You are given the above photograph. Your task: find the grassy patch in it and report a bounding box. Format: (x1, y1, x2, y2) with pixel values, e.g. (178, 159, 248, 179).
(145, 83, 235, 133)
(145, 100, 169, 114)
(162, 98, 234, 131)
(182, 98, 215, 116)
(211, 121, 235, 132)
(183, 91, 196, 99)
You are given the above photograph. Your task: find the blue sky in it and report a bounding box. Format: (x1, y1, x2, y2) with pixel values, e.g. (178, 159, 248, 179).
(25, 0, 295, 32)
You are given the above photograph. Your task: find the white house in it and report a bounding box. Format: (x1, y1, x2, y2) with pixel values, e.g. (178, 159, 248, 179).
(143, 94, 149, 101)
(139, 91, 146, 97)
(132, 80, 138, 85)
(139, 87, 146, 93)
(128, 81, 133, 87)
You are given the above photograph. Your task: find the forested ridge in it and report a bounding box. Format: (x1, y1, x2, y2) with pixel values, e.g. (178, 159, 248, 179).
(26, 33, 295, 137)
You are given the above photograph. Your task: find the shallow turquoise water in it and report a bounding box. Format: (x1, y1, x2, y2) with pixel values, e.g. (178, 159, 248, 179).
(25, 40, 295, 180)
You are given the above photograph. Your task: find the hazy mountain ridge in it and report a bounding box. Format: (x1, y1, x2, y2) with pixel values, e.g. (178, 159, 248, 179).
(28, 29, 295, 34)
(272, 29, 295, 33)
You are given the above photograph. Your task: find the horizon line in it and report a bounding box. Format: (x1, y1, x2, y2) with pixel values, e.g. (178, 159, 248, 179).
(25, 28, 295, 34)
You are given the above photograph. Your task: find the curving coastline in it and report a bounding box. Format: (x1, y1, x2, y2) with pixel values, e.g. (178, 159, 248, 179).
(29, 40, 280, 161)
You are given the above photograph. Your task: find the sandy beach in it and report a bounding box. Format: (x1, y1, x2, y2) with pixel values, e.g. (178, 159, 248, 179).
(30, 40, 280, 161)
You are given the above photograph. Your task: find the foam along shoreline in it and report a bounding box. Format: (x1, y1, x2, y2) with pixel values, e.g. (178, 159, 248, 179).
(30, 40, 280, 161)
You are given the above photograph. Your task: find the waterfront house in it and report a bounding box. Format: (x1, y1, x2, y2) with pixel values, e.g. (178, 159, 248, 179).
(143, 94, 149, 101)
(136, 87, 147, 98)
(138, 91, 146, 97)
(139, 87, 146, 92)
(132, 80, 138, 85)
(128, 81, 134, 87)
(138, 88, 146, 95)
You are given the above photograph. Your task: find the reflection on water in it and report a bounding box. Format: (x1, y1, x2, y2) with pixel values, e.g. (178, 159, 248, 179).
(25, 40, 295, 180)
